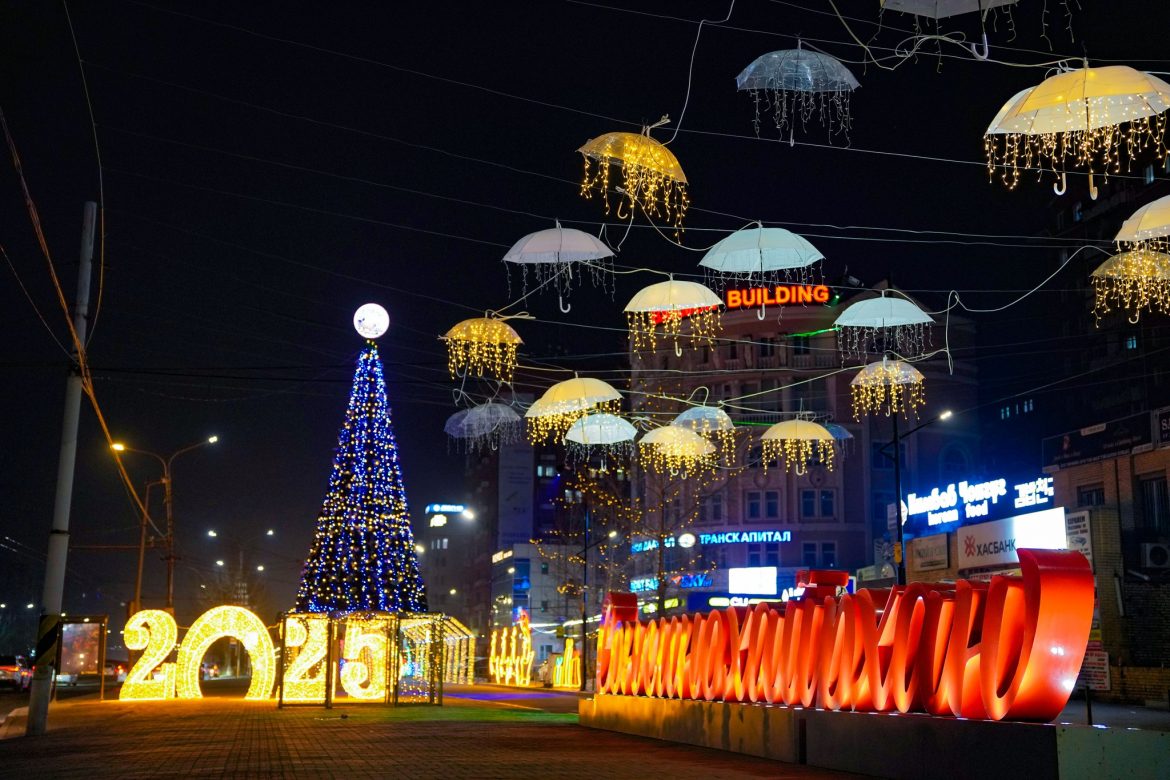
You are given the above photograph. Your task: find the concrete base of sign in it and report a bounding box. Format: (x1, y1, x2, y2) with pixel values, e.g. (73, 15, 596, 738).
(578, 694, 1170, 780)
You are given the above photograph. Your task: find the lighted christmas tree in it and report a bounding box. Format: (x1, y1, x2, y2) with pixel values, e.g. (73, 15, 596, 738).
(295, 325, 427, 613)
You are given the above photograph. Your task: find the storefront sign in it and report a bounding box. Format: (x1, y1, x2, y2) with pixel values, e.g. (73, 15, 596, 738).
(724, 284, 831, 309)
(425, 503, 465, 514)
(910, 534, 949, 571)
(630, 572, 713, 593)
(728, 566, 778, 595)
(1064, 511, 1094, 572)
(905, 475, 1053, 534)
(1042, 412, 1154, 469)
(1080, 650, 1111, 691)
(698, 530, 791, 545)
(1157, 406, 1170, 448)
(957, 507, 1068, 570)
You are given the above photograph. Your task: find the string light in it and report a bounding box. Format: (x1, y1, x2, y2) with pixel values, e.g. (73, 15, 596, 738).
(578, 130, 690, 235)
(834, 291, 932, 361)
(295, 342, 428, 614)
(638, 426, 716, 476)
(442, 316, 522, 383)
(760, 419, 836, 474)
(281, 614, 330, 703)
(850, 358, 926, 419)
(672, 406, 738, 465)
(339, 618, 389, 701)
(489, 610, 535, 686)
(552, 637, 582, 689)
(1091, 249, 1170, 324)
(625, 279, 722, 353)
(119, 609, 177, 701)
(175, 606, 275, 700)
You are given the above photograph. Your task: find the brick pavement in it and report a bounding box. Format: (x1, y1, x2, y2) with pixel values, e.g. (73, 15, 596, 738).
(0, 696, 871, 779)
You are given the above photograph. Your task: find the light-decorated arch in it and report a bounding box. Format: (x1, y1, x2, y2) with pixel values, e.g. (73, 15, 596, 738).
(174, 605, 276, 700)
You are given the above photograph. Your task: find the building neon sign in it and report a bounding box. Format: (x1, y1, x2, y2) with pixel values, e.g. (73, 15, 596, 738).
(597, 549, 1094, 722)
(724, 285, 830, 309)
(905, 475, 1054, 528)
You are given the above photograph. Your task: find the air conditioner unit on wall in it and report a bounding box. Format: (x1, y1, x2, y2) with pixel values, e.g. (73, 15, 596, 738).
(1141, 543, 1170, 569)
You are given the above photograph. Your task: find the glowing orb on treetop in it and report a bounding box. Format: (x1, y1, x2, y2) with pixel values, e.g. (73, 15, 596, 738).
(353, 303, 390, 339)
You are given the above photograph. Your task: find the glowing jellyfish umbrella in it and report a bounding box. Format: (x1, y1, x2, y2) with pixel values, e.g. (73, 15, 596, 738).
(736, 47, 859, 142)
(502, 222, 614, 306)
(1115, 193, 1170, 250)
(445, 403, 523, 453)
(442, 316, 522, 383)
(881, 0, 1017, 19)
(834, 291, 933, 360)
(625, 279, 722, 353)
(672, 405, 737, 463)
(699, 225, 824, 293)
(525, 376, 622, 444)
(760, 419, 836, 474)
(984, 66, 1170, 195)
(638, 425, 716, 475)
(1090, 250, 1170, 324)
(850, 358, 926, 419)
(564, 412, 637, 469)
(578, 129, 689, 233)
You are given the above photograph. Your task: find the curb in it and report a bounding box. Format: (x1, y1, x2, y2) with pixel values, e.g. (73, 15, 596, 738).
(0, 706, 29, 740)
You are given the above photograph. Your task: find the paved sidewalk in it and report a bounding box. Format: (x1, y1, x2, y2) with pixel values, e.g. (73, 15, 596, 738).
(0, 696, 868, 779)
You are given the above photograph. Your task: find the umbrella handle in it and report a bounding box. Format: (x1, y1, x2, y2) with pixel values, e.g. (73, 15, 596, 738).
(559, 293, 572, 314)
(675, 341, 684, 358)
(969, 32, 989, 61)
(757, 302, 767, 320)
(1053, 171, 1067, 196)
(1088, 172, 1099, 201)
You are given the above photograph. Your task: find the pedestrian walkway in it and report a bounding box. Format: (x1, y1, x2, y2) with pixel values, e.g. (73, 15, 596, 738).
(0, 695, 866, 779)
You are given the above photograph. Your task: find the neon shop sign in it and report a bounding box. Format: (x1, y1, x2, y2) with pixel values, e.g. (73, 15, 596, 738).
(630, 572, 713, 593)
(906, 476, 1053, 527)
(724, 285, 831, 309)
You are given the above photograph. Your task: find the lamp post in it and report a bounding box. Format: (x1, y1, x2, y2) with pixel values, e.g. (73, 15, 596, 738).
(883, 411, 952, 585)
(576, 508, 618, 692)
(112, 435, 218, 611)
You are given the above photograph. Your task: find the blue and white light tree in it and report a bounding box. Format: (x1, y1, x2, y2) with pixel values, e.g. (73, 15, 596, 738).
(295, 305, 427, 613)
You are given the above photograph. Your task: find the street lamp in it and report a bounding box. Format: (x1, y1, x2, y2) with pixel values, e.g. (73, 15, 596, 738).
(111, 435, 219, 611)
(883, 410, 953, 586)
(574, 508, 621, 692)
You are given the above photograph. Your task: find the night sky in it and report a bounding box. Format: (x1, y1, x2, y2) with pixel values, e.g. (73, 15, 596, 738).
(2, 1, 1168, 640)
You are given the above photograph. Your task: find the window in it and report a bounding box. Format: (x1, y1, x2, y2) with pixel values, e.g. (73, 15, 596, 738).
(764, 542, 780, 566)
(791, 335, 810, 355)
(820, 490, 835, 518)
(1125, 334, 1138, 350)
(802, 542, 818, 568)
(1137, 474, 1169, 533)
(765, 490, 780, 519)
(1077, 483, 1105, 508)
(699, 545, 728, 569)
(541, 600, 549, 613)
(540, 561, 549, 574)
(800, 489, 836, 519)
(700, 345, 710, 363)
(760, 336, 775, 358)
(700, 492, 725, 524)
(1145, 163, 1156, 185)
(537, 464, 557, 478)
(727, 340, 738, 359)
(801, 490, 817, 519)
(748, 543, 763, 567)
(821, 542, 837, 568)
(746, 491, 762, 520)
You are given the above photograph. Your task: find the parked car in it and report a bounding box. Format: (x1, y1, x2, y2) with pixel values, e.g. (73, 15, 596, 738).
(0, 655, 31, 691)
(105, 661, 127, 683)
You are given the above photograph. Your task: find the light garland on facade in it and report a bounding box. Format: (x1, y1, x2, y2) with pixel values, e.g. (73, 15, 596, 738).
(578, 130, 689, 234)
(850, 358, 926, 419)
(442, 316, 522, 383)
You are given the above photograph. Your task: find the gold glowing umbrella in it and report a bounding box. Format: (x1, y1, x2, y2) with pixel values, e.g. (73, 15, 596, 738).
(849, 358, 926, 419)
(624, 278, 722, 353)
(442, 317, 522, 383)
(638, 425, 716, 475)
(985, 65, 1170, 195)
(1115, 193, 1170, 249)
(525, 377, 622, 444)
(1091, 249, 1170, 324)
(578, 127, 689, 233)
(760, 419, 836, 474)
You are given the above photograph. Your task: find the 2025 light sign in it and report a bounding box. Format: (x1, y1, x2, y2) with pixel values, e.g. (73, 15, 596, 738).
(595, 549, 1093, 721)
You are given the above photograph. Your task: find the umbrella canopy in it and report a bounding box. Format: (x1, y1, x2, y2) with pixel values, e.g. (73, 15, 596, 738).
(565, 412, 637, 446)
(625, 279, 723, 352)
(442, 317, 522, 383)
(822, 422, 854, 441)
(443, 409, 470, 438)
(881, 0, 1017, 20)
(1115, 194, 1170, 245)
(673, 405, 735, 432)
(624, 279, 722, 314)
(834, 296, 933, 329)
(736, 49, 859, 93)
(1090, 249, 1170, 323)
(850, 358, 926, 419)
(577, 130, 690, 234)
(638, 426, 716, 474)
(502, 224, 614, 265)
(761, 419, 835, 444)
(577, 132, 687, 184)
(760, 419, 836, 473)
(835, 293, 933, 359)
(444, 403, 523, 452)
(699, 226, 823, 280)
(539, 376, 622, 409)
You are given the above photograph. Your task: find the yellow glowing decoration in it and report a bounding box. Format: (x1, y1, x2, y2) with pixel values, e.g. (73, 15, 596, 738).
(552, 637, 582, 689)
(985, 65, 1170, 192)
(673, 406, 737, 465)
(442, 316, 522, 383)
(340, 619, 389, 701)
(441, 616, 476, 686)
(1091, 249, 1170, 324)
(624, 279, 722, 353)
(760, 419, 835, 475)
(488, 611, 534, 686)
(120, 609, 177, 701)
(525, 376, 622, 445)
(281, 614, 330, 703)
(578, 129, 689, 233)
(175, 606, 275, 700)
(638, 425, 716, 475)
(850, 358, 926, 419)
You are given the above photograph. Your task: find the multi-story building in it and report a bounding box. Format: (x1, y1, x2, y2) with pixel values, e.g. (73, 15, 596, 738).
(626, 281, 978, 614)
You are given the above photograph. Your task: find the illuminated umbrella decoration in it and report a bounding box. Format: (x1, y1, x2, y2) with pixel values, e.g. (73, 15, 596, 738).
(822, 422, 855, 456)
(984, 66, 1170, 196)
(760, 418, 835, 475)
(525, 376, 622, 444)
(578, 126, 689, 234)
(881, 0, 1017, 18)
(444, 403, 523, 453)
(1115, 192, 1170, 250)
(735, 46, 859, 143)
(672, 405, 737, 464)
(624, 278, 722, 353)
(850, 357, 926, 419)
(833, 291, 933, 360)
(699, 225, 824, 295)
(638, 425, 716, 475)
(442, 316, 522, 383)
(564, 412, 637, 469)
(502, 222, 614, 309)
(1090, 249, 1170, 324)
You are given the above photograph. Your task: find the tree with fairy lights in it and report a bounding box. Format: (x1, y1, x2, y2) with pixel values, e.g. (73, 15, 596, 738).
(295, 304, 427, 613)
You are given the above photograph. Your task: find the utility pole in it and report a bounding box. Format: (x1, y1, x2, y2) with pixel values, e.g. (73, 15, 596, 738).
(27, 201, 97, 736)
(163, 464, 176, 610)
